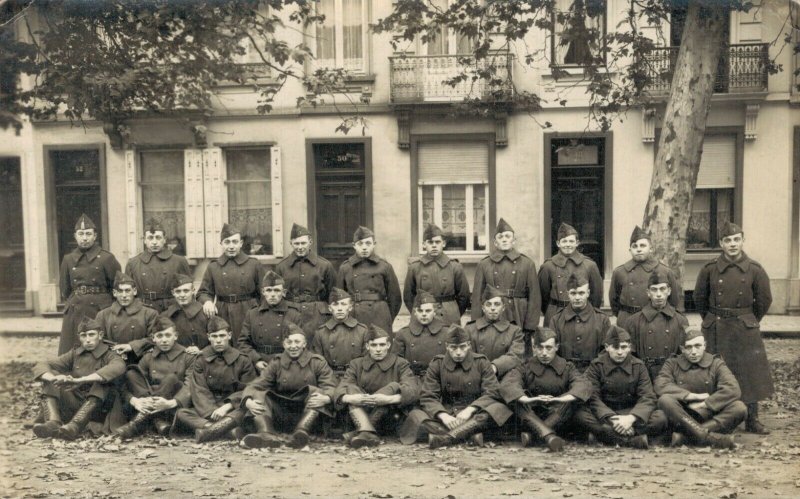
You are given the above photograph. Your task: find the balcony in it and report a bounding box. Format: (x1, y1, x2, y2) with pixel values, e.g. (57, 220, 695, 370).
(389, 53, 513, 104)
(643, 43, 769, 96)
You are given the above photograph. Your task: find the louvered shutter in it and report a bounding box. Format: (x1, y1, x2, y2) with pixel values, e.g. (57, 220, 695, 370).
(124, 150, 141, 259)
(270, 146, 284, 257)
(418, 142, 489, 184)
(202, 148, 228, 257)
(184, 149, 206, 259)
(697, 135, 736, 189)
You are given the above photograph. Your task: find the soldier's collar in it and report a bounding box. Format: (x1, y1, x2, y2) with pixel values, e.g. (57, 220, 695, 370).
(281, 349, 312, 368)
(489, 248, 520, 263)
(551, 252, 584, 267)
(642, 303, 675, 321)
(76, 243, 102, 263)
(111, 299, 144, 316)
(77, 342, 110, 359)
(154, 343, 186, 361)
(218, 251, 250, 266)
(259, 299, 289, 313)
(290, 252, 318, 266)
(409, 317, 444, 335)
(443, 351, 474, 371)
(529, 355, 566, 376)
(420, 253, 451, 267)
(324, 316, 358, 330)
(363, 353, 397, 372)
(475, 317, 510, 332)
(601, 351, 633, 375)
(564, 304, 592, 322)
(678, 352, 713, 370)
(202, 345, 239, 364)
(180, 301, 203, 318)
(348, 253, 381, 265)
(717, 252, 751, 272)
(141, 247, 173, 263)
(623, 257, 658, 272)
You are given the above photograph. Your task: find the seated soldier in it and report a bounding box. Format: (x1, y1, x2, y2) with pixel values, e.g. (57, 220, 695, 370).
(549, 272, 610, 372)
(392, 291, 448, 377)
(238, 271, 303, 371)
(335, 325, 419, 448)
(115, 317, 195, 439)
(33, 318, 126, 440)
(410, 325, 512, 449)
(95, 271, 159, 364)
(655, 328, 746, 449)
(312, 287, 368, 377)
(174, 316, 256, 443)
(465, 285, 525, 380)
(161, 273, 209, 354)
(575, 326, 667, 449)
(500, 327, 592, 452)
(626, 271, 689, 381)
(240, 325, 336, 449)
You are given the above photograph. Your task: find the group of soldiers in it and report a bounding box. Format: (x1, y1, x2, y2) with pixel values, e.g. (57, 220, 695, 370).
(32, 212, 774, 451)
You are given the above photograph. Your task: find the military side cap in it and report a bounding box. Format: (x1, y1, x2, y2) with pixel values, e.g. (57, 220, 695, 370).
(353, 225, 375, 242)
(171, 273, 194, 289)
(413, 291, 437, 308)
(152, 316, 176, 334)
(604, 325, 632, 346)
(629, 225, 650, 245)
(261, 270, 285, 287)
(285, 323, 306, 339)
(683, 327, 704, 343)
(494, 217, 514, 236)
(648, 270, 670, 287)
(290, 223, 311, 240)
(566, 272, 589, 290)
(206, 316, 231, 333)
(718, 221, 743, 239)
(365, 324, 390, 342)
(328, 287, 352, 304)
(481, 285, 505, 303)
(444, 325, 470, 344)
(77, 317, 105, 334)
(556, 222, 579, 241)
(74, 213, 97, 231)
(144, 218, 165, 235)
(423, 223, 444, 241)
(113, 271, 136, 289)
(533, 327, 558, 345)
(220, 223, 241, 241)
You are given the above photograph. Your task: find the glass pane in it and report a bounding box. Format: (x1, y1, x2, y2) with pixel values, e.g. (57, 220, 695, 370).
(315, 0, 336, 67)
(313, 143, 364, 169)
(473, 185, 487, 251)
(716, 189, 733, 229)
(140, 151, 183, 182)
(140, 151, 186, 254)
(53, 150, 100, 185)
(441, 185, 466, 251)
(226, 149, 270, 181)
(421, 185, 434, 229)
(342, 0, 363, 71)
(687, 190, 711, 249)
(456, 33, 473, 55)
(226, 149, 272, 255)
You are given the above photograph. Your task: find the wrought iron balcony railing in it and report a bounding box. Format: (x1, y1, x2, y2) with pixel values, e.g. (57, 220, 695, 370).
(643, 43, 769, 95)
(389, 53, 512, 103)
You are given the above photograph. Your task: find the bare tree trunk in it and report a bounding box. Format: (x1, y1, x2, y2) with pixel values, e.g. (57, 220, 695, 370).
(642, 0, 729, 285)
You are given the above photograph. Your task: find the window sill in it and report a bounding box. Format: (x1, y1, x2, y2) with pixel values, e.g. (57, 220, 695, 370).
(542, 66, 614, 81)
(684, 250, 722, 261)
(408, 253, 489, 265)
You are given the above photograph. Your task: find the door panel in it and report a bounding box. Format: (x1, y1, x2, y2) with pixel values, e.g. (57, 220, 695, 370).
(316, 180, 365, 269)
(0, 157, 25, 298)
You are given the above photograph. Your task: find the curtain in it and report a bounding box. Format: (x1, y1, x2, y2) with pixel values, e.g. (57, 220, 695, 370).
(140, 151, 186, 255)
(226, 149, 273, 255)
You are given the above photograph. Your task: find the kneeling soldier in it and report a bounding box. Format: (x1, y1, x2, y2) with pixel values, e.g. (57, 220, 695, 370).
(392, 291, 448, 377)
(175, 316, 256, 442)
(312, 287, 368, 376)
(336, 325, 419, 448)
(500, 327, 592, 451)
(33, 318, 126, 440)
(465, 285, 525, 380)
(576, 326, 667, 449)
(241, 325, 336, 449)
(655, 328, 746, 449)
(413, 325, 512, 449)
(115, 317, 195, 439)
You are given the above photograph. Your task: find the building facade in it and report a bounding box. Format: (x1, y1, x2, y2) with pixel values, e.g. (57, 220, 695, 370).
(3, 0, 799, 318)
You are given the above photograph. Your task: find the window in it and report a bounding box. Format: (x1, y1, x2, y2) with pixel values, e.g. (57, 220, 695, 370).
(551, 0, 606, 67)
(139, 151, 186, 255)
(416, 140, 491, 253)
(687, 135, 737, 249)
(226, 148, 273, 256)
(314, 0, 369, 73)
(423, 0, 473, 56)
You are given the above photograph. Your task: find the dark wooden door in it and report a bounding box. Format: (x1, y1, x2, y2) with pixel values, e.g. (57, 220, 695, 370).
(0, 157, 25, 301)
(550, 138, 605, 276)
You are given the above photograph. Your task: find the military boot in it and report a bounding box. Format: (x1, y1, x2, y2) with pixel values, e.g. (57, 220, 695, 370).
(348, 407, 380, 448)
(368, 407, 390, 428)
(33, 397, 62, 439)
(153, 416, 172, 436)
(114, 411, 152, 440)
(57, 397, 100, 441)
(700, 420, 735, 449)
(745, 403, 769, 435)
(241, 415, 283, 449)
(670, 432, 688, 447)
(677, 414, 734, 449)
(195, 416, 239, 443)
(289, 410, 320, 449)
(520, 411, 564, 452)
(429, 415, 490, 450)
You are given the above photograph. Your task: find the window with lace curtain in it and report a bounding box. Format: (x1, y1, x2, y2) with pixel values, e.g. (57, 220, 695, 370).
(139, 150, 187, 256)
(225, 148, 273, 256)
(551, 0, 606, 67)
(314, 0, 369, 73)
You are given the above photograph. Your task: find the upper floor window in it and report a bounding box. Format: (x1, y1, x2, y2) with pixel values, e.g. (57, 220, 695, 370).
(314, 0, 369, 73)
(551, 0, 606, 67)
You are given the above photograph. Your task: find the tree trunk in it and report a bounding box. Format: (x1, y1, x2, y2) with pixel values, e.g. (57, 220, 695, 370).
(642, 0, 729, 287)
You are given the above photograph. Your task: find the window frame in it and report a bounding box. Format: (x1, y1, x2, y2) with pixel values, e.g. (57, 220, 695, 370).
(136, 147, 188, 257)
(549, 0, 608, 69)
(312, 0, 371, 75)
(410, 133, 496, 258)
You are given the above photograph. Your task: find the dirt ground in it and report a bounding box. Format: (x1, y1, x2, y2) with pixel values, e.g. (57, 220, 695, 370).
(1, 336, 798, 499)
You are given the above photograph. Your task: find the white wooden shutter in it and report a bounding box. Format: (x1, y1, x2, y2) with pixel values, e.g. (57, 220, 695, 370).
(184, 149, 206, 259)
(735, 1, 762, 43)
(697, 135, 736, 188)
(418, 142, 489, 184)
(203, 148, 228, 257)
(270, 145, 284, 257)
(124, 150, 141, 259)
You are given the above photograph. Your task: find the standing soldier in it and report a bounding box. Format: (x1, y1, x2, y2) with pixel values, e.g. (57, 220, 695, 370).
(275, 223, 337, 337)
(538, 223, 603, 327)
(549, 273, 610, 372)
(238, 271, 303, 371)
(198, 223, 266, 343)
(465, 286, 525, 380)
(693, 222, 773, 434)
(626, 271, 689, 381)
(161, 274, 209, 353)
(609, 226, 680, 330)
(404, 223, 470, 326)
(472, 218, 541, 348)
(125, 219, 190, 313)
(336, 226, 402, 333)
(58, 213, 121, 354)
(392, 291, 448, 377)
(94, 272, 159, 364)
(312, 288, 369, 376)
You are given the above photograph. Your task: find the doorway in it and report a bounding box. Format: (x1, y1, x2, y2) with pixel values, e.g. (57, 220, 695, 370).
(0, 157, 25, 305)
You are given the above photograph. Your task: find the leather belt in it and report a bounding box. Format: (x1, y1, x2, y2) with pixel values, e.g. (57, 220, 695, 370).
(644, 357, 667, 366)
(566, 358, 591, 367)
(217, 293, 258, 303)
(73, 285, 108, 296)
(500, 289, 528, 299)
(708, 306, 753, 319)
(435, 294, 456, 303)
(142, 291, 170, 301)
(619, 304, 642, 314)
(256, 344, 284, 355)
(289, 294, 318, 303)
(549, 298, 570, 308)
(353, 292, 384, 302)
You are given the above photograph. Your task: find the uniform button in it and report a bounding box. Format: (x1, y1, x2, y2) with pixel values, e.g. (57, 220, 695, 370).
(438, 341, 442, 345)
(665, 330, 669, 333)
(577, 336, 581, 340)
(648, 347, 652, 350)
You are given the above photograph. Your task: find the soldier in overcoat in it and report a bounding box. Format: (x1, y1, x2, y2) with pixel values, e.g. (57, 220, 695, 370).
(392, 291, 448, 378)
(311, 288, 369, 376)
(465, 285, 525, 380)
(161, 274, 209, 353)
